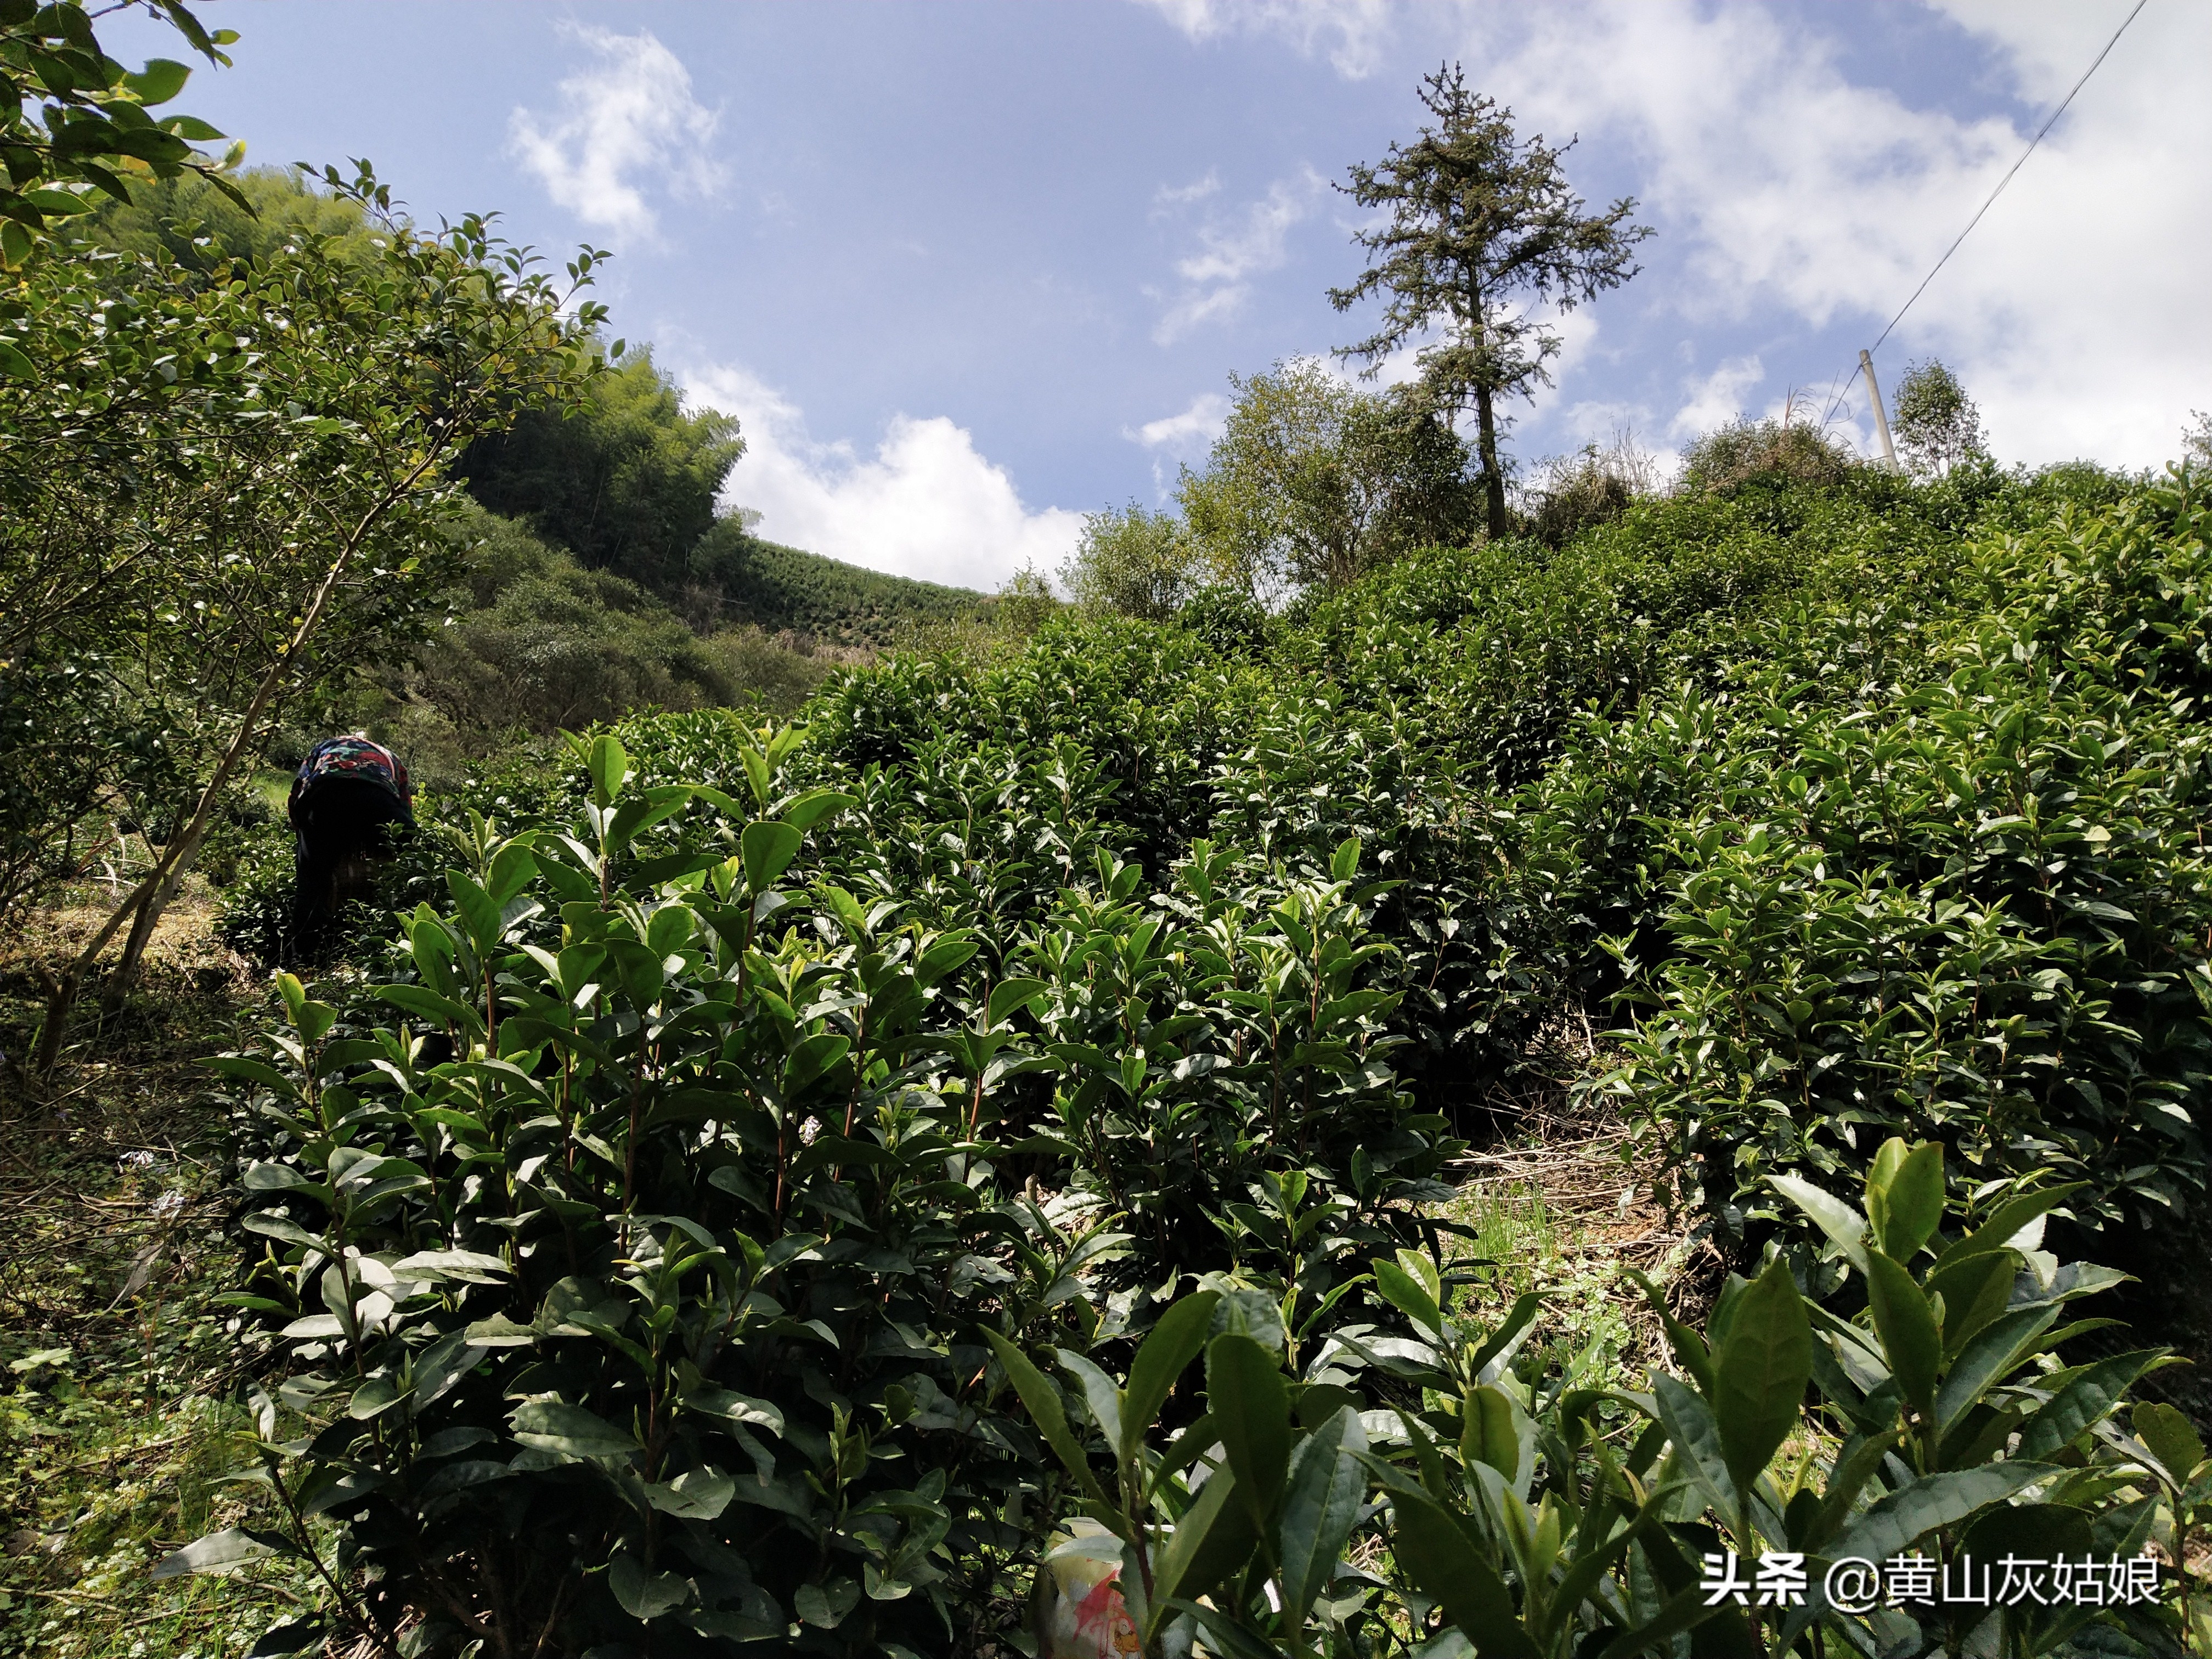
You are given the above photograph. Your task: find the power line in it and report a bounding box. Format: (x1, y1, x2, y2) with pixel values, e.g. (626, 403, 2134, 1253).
(1822, 0, 2150, 426)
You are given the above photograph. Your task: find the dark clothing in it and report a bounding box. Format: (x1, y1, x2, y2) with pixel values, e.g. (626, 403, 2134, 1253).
(289, 735, 413, 823)
(286, 740, 414, 963)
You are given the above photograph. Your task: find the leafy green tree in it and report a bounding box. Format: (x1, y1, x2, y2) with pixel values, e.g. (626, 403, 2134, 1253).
(456, 346, 743, 592)
(1524, 433, 1657, 546)
(381, 510, 736, 738)
(1892, 357, 1988, 477)
(76, 162, 390, 273)
(1059, 501, 1203, 620)
(994, 560, 1061, 634)
(2186, 410, 2212, 470)
(0, 0, 242, 276)
(1177, 358, 1476, 600)
(12, 165, 606, 1074)
(1330, 64, 1650, 540)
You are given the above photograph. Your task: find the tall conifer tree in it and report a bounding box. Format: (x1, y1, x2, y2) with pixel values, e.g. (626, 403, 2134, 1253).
(1331, 65, 1651, 540)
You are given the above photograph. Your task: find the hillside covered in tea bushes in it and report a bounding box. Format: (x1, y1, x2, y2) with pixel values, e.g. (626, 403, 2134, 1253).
(151, 453, 2212, 1652)
(411, 453, 2209, 1256)
(9, 7, 2212, 1650)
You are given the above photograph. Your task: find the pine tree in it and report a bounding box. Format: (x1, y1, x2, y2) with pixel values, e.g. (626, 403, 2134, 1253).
(1330, 64, 1650, 540)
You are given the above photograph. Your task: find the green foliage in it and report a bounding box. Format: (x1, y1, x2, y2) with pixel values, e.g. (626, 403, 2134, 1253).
(0, 0, 241, 274)
(456, 346, 743, 592)
(404, 514, 738, 733)
(1587, 475, 2212, 1243)
(686, 519, 990, 647)
(375, 507, 848, 749)
(2184, 411, 2212, 472)
(1330, 63, 1651, 537)
(1677, 410, 1861, 495)
(992, 562, 1061, 637)
(2, 162, 603, 974)
(1002, 1142, 2180, 1657)
(1523, 436, 1657, 548)
(1892, 358, 1989, 479)
(1060, 500, 1203, 622)
(190, 450, 2212, 1652)
(1176, 359, 1479, 598)
(1173, 585, 1273, 658)
(198, 719, 1444, 1654)
(75, 163, 388, 274)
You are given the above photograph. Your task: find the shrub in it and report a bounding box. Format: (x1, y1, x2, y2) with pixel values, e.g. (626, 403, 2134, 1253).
(195, 725, 1444, 1654)
(1678, 413, 1860, 495)
(1582, 475, 2212, 1245)
(994, 1139, 2183, 1656)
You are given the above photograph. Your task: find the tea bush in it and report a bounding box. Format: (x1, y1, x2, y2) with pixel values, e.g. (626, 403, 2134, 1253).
(195, 726, 1451, 1654)
(190, 461, 2212, 1652)
(998, 1139, 2188, 1656)
(260, 463, 2208, 1234)
(1579, 475, 2212, 1244)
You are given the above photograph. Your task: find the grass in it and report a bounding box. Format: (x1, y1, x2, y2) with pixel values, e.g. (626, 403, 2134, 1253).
(0, 885, 319, 1659)
(1433, 1110, 1692, 1397)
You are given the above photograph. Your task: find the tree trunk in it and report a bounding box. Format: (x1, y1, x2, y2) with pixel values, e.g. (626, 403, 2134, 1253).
(35, 719, 265, 1075)
(103, 811, 211, 1009)
(1475, 383, 1508, 541)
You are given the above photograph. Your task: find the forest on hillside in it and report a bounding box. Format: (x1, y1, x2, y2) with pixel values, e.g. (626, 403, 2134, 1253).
(6, 9, 2212, 1659)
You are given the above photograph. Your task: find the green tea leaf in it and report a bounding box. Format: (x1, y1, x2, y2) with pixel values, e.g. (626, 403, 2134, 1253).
(982, 1329, 1106, 1505)
(1711, 1257, 1812, 1489)
(1207, 1332, 1290, 1534)
(510, 1401, 640, 1459)
(1826, 1462, 2054, 1568)
(608, 1550, 691, 1620)
(121, 58, 191, 105)
(1867, 1139, 1945, 1262)
(1767, 1173, 1870, 1273)
(2016, 1350, 2166, 1460)
(1936, 1306, 2058, 1437)
(986, 976, 1048, 1029)
(1119, 1289, 1220, 1471)
(1390, 1487, 1538, 1658)
(1863, 1251, 1942, 1420)
(2133, 1401, 2207, 1480)
(644, 1466, 737, 1520)
(1146, 1462, 1241, 1629)
(1460, 1384, 1521, 1481)
(588, 735, 629, 809)
(741, 820, 804, 894)
(1277, 1405, 1366, 1624)
(1371, 1255, 1446, 1336)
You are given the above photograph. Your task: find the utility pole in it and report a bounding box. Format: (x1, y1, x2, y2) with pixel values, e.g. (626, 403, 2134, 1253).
(1859, 349, 1899, 470)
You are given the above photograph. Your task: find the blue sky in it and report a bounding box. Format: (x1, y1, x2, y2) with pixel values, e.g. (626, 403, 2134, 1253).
(108, 1, 2212, 590)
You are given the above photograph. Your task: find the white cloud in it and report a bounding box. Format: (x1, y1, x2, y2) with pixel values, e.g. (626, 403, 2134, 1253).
(509, 25, 724, 242)
(1153, 171, 1222, 211)
(1126, 391, 1231, 495)
(683, 365, 1082, 591)
(1140, 0, 1395, 79)
(1454, 0, 2212, 469)
(1671, 354, 1764, 439)
(1152, 285, 1249, 345)
(1152, 170, 1326, 343)
(1132, 392, 1232, 454)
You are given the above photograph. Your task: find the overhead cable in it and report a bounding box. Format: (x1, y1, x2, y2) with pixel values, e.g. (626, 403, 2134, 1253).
(1821, 0, 2150, 426)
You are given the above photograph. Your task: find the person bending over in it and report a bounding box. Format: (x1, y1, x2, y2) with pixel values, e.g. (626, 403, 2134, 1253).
(286, 733, 413, 962)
